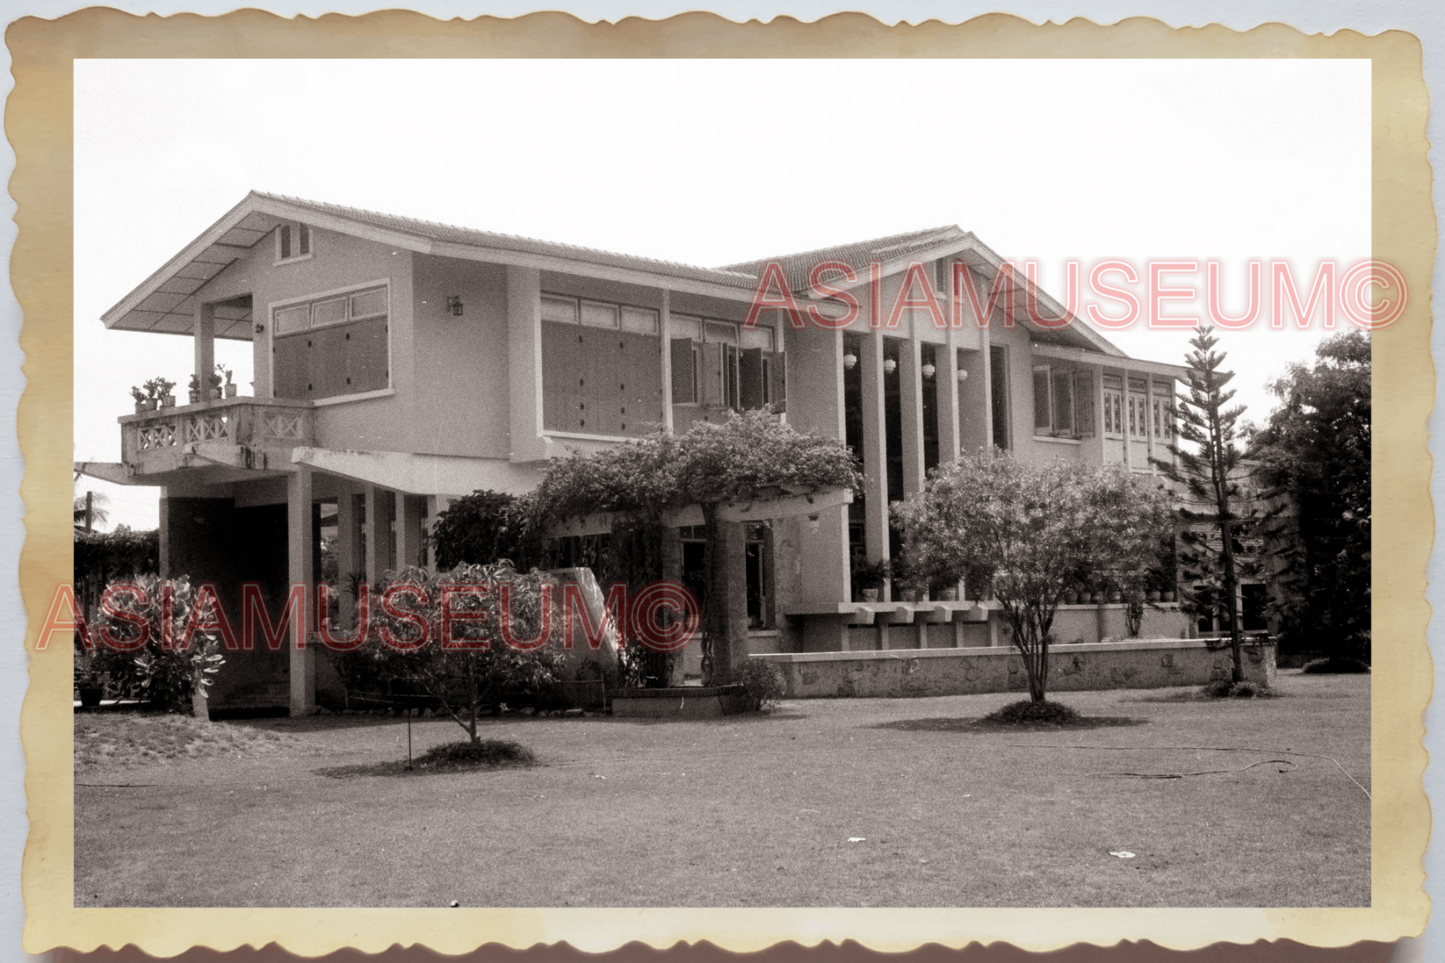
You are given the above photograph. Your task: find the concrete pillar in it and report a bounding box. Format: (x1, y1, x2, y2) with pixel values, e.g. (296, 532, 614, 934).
(363, 485, 391, 586)
(899, 337, 925, 497)
(659, 288, 674, 433)
(506, 265, 544, 462)
(423, 496, 441, 574)
(979, 326, 995, 450)
(287, 466, 316, 716)
(396, 494, 425, 572)
(1121, 366, 1133, 471)
(194, 302, 215, 398)
(938, 342, 962, 462)
(336, 490, 361, 628)
(859, 333, 890, 592)
(789, 325, 850, 604)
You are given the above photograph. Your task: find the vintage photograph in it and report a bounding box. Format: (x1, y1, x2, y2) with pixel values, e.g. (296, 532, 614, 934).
(68, 57, 1374, 910)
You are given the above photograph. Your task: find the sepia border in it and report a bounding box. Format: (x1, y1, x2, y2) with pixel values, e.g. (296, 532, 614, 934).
(11, 10, 1433, 956)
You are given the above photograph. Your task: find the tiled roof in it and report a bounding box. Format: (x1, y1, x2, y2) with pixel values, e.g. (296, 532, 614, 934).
(253, 191, 762, 289)
(720, 226, 968, 293)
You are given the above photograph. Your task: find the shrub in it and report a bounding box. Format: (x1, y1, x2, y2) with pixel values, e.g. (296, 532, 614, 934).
(89, 575, 225, 714)
(1301, 656, 1371, 675)
(983, 699, 1081, 725)
(737, 659, 785, 712)
(413, 739, 536, 770)
(1202, 679, 1274, 698)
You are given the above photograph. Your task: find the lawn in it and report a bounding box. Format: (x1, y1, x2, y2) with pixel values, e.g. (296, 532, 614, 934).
(73, 670, 1370, 908)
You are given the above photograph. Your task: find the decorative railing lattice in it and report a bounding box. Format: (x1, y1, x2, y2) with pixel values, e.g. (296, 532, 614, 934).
(121, 397, 314, 468)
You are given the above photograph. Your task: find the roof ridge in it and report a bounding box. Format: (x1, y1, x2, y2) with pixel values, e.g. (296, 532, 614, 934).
(718, 224, 964, 270)
(252, 190, 760, 280)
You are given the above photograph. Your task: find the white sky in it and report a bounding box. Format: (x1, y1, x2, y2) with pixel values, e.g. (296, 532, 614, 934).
(73, 58, 1371, 530)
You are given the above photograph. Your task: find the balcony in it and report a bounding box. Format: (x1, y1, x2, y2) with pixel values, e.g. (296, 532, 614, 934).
(119, 397, 314, 478)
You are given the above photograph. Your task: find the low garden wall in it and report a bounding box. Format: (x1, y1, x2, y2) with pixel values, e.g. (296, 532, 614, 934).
(751, 638, 1276, 699)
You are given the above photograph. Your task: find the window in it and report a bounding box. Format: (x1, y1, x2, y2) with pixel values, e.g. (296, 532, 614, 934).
(542, 294, 663, 436)
(670, 314, 784, 413)
(1151, 382, 1175, 439)
(745, 522, 773, 630)
(989, 345, 1010, 450)
(1102, 375, 1124, 435)
(1032, 365, 1093, 438)
(275, 222, 312, 263)
(271, 283, 389, 401)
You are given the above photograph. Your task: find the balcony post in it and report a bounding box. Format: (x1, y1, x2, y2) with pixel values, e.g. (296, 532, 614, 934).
(287, 464, 316, 716)
(194, 302, 215, 397)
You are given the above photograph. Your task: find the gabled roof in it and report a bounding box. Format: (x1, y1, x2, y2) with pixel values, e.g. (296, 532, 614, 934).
(721, 226, 966, 294)
(100, 191, 1123, 359)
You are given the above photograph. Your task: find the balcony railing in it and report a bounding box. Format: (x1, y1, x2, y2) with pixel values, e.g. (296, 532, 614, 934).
(120, 397, 314, 475)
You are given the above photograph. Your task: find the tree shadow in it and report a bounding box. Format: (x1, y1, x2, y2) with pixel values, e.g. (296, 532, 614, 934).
(871, 716, 1148, 733)
(312, 758, 537, 779)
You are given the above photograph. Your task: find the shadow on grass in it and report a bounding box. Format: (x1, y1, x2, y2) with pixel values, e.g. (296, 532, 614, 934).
(315, 739, 537, 779)
(871, 715, 1148, 733)
(312, 759, 534, 779)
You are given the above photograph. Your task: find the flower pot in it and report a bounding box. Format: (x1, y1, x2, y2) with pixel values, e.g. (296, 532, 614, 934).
(160, 394, 175, 408)
(188, 390, 201, 404)
(899, 588, 919, 603)
(861, 588, 880, 603)
(208, 388, 221, 399)
(225, 384, 238, 398)
(1109, 591, 1122, 603)
(1163, 591, 1176, 603)
(1148, 591, 1161, 602)
(77, 686, 103, 708)
(937, 587, 958, 602)
(1063, 591, 1078, 605)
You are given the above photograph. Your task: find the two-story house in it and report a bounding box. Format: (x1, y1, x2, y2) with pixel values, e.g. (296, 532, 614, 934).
(80, 191, 1193, 715)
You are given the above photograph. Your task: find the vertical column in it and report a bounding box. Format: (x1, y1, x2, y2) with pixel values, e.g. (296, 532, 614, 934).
(194, 302, 215, 398)
(423, 496, 442, 574)
(506, 265, 545, 462)
(287, 466, 316, 716)
(979, 326, 995, 450)
(938, 340, 962, 461)
(1121, 366, 1133, 471)
(659, 289, 674, 433)
(859, 333, 890, 597)
(1144, 377, 1157, 472)
(396, 494, 425, 572)
(363, 485, 391, 586)
(898, 337, 925, 497)
(1094, 365, 1109, 466)
(336, 489, 360, 628)
(791, 326, 850, 605)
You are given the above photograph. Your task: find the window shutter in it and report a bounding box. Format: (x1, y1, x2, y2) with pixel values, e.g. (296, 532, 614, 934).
(1032, 368, 1051, 432)
(670, 339, 695, 404)
(740, 348, 765, 410)
(1074, 370, 1095, 436)
(701, 342, 724, 406)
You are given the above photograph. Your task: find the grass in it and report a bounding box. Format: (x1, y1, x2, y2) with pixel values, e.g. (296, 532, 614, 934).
(74, 670, 1369, 908)
(74, 711, 302, 770)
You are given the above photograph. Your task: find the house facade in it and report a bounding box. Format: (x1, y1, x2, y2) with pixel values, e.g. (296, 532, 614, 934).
(82, 192, 1196, 715)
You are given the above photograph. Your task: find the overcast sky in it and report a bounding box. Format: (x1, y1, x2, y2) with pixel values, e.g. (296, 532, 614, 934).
(73, 58, 1371, 530)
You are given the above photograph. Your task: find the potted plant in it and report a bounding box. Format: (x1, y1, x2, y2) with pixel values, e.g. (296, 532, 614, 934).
(129, 385, 152, 413)
(851, 557, 891, 603)
(187, 373, 201, 404)
(208, 365, 226, 399)
(146, 377, 176, 408)
(221, 365, 238, 398)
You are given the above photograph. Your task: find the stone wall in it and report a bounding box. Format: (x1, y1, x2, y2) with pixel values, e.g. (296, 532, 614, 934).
(751, 639, 1275, 699)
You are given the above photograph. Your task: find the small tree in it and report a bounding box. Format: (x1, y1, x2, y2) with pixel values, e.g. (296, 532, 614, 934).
(1251, 331, 1371, 665)
(349, 562, 563, 743)
(90, 575, 225, 714)
(894, 455, 1174, 703)
(430, 489, 542, 571)
(1151, 326, 1258, 683)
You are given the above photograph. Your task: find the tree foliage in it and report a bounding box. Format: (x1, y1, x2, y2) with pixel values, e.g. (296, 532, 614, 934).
(527, 410, 861, 685)
(346, 562, 563, 742)
(1250, 331, 1370, 663)
(893, 455, 1174, 703)
(430, 489, 541, 571)
(1151, 326, 1258, 683)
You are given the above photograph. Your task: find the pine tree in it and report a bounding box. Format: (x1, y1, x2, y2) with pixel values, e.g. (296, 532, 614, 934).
(1151, 326, 1257, 683)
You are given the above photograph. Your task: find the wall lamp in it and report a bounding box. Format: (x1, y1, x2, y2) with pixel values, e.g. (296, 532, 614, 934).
(446, 296, 465, 317)
(842, 350, 858, 370)
(921, 363, 937, 379)
(883, 358, 898, 375)
(807, 513, 821, 533)
(254, 322, 265, 334)
(957, 369, 969, 383)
